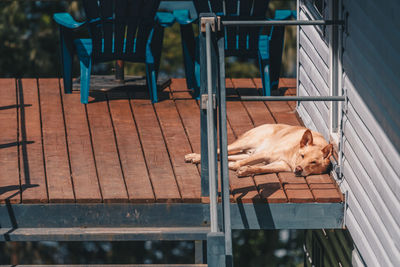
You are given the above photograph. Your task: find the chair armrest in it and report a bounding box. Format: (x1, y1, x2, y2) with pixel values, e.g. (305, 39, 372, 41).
(53, 13, 86, 29)
(173, 9, 197, 25)
(273, 10, 297, 20)
(155, 12, 176, 27)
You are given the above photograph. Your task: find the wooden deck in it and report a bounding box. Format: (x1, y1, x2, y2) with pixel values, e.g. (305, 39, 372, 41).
(0, 78, 342, 205)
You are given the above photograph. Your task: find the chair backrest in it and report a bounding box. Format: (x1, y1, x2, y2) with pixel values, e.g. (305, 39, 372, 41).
(82, 0, 161, 62)
(194, 0, 270, 56)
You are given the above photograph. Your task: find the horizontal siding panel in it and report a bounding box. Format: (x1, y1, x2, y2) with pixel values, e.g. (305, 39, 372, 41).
(297, 104, 317, 131)
(345, 102, 400, 202)
(344, 14, 400, 106)
(343, 32, 400, 153)
(343, 40, 400, 126)
(299, 28, 329, 84)
(342, 156, 400, 266)
(344, 78, 400, 178)
(346, 211, 380, 267)
(299, 10, 329, 65)
(346, 0, 400, 81)
(298, 63, 329, 120)
(298, 49, 329, 97)
(298, 84, 329, 138)
(343, 134, 400, 248)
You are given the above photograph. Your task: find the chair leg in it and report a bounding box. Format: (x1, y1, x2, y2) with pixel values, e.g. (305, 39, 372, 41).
(193, 37, 201, 99)
(180, 24, 196, 90)
(146, 26, 164, 103)
(79, 57, 91, 104)
(259, 57, 271, 96)
(59, 27, 74, 94)
(146, 63, 158, 103)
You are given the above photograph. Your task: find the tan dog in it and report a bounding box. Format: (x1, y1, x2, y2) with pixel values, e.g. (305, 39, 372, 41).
(185, 124, 333, 177)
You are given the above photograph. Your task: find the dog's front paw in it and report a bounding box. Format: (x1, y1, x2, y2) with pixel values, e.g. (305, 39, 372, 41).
(229, 162, 239, 170)
(184, 153, 201, 164)
(237, 166, 252, 177)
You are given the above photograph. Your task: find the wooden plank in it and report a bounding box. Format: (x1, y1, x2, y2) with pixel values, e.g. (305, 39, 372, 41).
(61, 83, 101, 203)
(278, 172, 314, 203)
(231, 78, 275, 126)
(107, 90, 155, 203)
(154, 100, 201, 202)
(0, 79, 20, 203)
(252, 78, 301, 126)
(18, 79, 47, 203)
(253, 174, 287, 203)
(85, 91, 128, 203)
(225, 79, 262, 203)
(130, 91, 181, 203)
(169, 78, 193, 99)
(38, 79, 74, 203)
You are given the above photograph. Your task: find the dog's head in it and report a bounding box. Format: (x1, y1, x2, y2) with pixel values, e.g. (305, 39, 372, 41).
(294, 130, 333, 176)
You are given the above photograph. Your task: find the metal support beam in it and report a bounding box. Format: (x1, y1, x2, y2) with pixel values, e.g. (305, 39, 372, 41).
(205, 21, 218, 234)
(0, 203, 344, 232)
(207, 232, 226, 267)
(222, 19, 345, 27)
(217, 31, 232, 265)
(228, 96, 346, 101)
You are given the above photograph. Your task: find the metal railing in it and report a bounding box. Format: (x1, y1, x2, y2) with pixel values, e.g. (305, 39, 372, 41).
(199, 13, 346, 267)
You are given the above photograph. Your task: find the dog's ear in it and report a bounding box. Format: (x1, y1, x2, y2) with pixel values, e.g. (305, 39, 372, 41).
(322, 144, 333, 159)
(300, 129, 313, 148)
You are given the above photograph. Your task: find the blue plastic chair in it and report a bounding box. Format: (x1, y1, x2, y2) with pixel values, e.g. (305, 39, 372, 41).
(54, 0, 175, 104)
(173, 0, 296, 96)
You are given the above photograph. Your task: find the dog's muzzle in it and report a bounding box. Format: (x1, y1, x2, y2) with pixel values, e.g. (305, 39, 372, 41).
(294, 166, 303, 176)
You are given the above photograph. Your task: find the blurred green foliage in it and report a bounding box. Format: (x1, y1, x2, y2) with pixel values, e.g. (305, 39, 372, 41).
(0, 230, 304, 266)
(0, 0, 296, 78)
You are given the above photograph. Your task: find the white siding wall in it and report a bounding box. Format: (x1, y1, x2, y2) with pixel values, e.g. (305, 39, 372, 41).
(297, 0, 400, 266)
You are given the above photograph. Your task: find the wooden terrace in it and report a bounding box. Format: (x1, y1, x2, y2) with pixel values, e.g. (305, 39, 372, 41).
(0, 77, 344, 239)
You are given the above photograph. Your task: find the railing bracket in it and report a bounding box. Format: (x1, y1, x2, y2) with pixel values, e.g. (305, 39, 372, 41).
(201, 94, 216, 110)
(200, 16, 220, 32)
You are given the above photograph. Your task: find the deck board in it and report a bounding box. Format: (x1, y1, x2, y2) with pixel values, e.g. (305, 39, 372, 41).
(130, 91, 182, 203)
(0, 78, 342, 205)
(0, 79, 20, 203)
(107, 90, 155, 203)
(18, 79, 48, 203)
(86, 91, 128, 203)
(38, 78, 75, 203)
(61, 84, 101, 203)
(154, 100, 201, 202)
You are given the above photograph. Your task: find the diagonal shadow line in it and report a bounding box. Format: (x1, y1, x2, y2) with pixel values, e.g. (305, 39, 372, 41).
(0, 184, 39, 195)
(0, 104, 31, 111)
(0, 141, 34, 150)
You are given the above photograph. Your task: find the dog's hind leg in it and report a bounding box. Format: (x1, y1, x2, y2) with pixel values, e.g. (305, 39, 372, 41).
(236, 161, 292, 177)
(228, 152, 268, 170)
(228, 154, 250, 161)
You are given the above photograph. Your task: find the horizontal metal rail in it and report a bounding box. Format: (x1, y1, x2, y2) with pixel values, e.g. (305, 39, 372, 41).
(227, 96, 346, 101)
(222, 20, 345, 26)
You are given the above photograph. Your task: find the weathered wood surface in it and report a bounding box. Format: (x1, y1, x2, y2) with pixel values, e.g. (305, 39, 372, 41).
(0, 78, 342, 204)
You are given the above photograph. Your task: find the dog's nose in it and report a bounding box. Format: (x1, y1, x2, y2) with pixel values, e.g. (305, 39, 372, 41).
(295, 166, 303, 176)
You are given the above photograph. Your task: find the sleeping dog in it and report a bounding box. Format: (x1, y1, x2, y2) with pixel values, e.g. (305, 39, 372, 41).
(185, 124, 333, 177)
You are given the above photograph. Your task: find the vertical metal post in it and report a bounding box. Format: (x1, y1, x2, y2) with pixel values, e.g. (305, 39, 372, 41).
(200, 20, 210, 198)
(205, 22, 218, 233)
(218, 32, 233, 266)
(329, 0, 339, 132)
